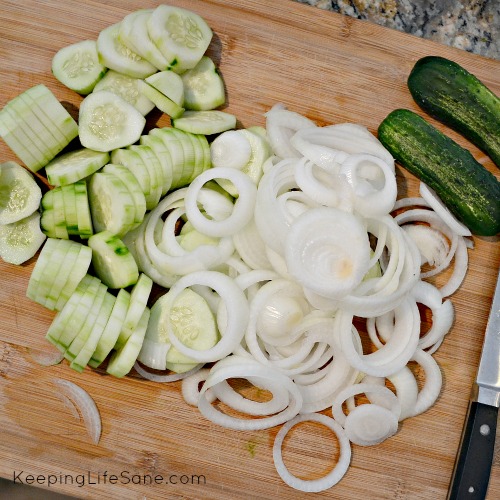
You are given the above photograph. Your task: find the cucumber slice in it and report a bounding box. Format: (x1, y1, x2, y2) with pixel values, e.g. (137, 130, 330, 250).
(88, 230, 139, 289)
(172, 110, 236, 135)
(93, 70, 155, 116)
(45, 274, 94, 346)
(65, 281, 108, 361)
(127, 9, 170, 70)
(147, 5, 213, 74)
(128, 145, 163, 208)
(45, 148, 109, 186)
(107, 307, 150, 378)
(0, 128, 42, 172)
(55, 244, 93, 311)
(0, 161, 42, 225)
(32, 238, 71, 307)
(70, 291, 115, 372)
(40, 208, 56, 238)
(0, 212, 46, 265)
(52, 40, 107, 95)
(26, 237, 58, 301)
(51, 187, 69, 239)
(118, 9, 152, 56)
(137, 80, 184, 118)
(88, 171, 136, 236)
(97, 23, 157, 79)
(21, 86, 79, 144)
(115, 273, 153, 349)
(79, 90, 146, 152)
(139, 134, 173, 195)
(138, 288, 217, 369)
(56, 275, 102, 350)
(74, 180, 93, 239)
(102, 163, 146, 226)
(145, 70, 184, 106)
(181, 56, 225, 111)
(88, 288, 130, 368)
(61, 184, 79, 234)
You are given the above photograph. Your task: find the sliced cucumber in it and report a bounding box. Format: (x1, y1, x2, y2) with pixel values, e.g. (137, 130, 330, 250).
(182, 56, 225, 110)
(128, 145, 163, 208)
(52, 40, 107, 95)
(145, 70, 184, 106)
(115, 273, 153, 349)
(26, 237, 58, 301)
(107, 307, 150, 378)
(138, 288, 218, 369)
(0, 212, 46, 265)
(88, 288, 130, 368)
(65, 281, 108, 361)
(51, 187, 69, 240)
(102, 163, 146, 226)
(93, 70, 155, 116)
(137, 80, 184, 119)
(118, 9, 152, 56)
(88, 171, 136, 236)
(70, 291, 115, 372)
(61, 184, 79, 234)
(147, 5, 213, 73)
(45, 148, 109, 186)
(139, 134, 173, 194)
(45, 274, 94, 346)
(74, 180, 93, 238)
(97, 22, 157, 79)
(0, 161, 42, 225)
(79, 90, 146, 152)
(88, 230, 139, 289)
(172, 110, 236, 135)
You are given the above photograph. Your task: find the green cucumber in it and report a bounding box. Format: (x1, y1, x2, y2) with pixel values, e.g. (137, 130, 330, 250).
(137, 80, 185, 119)
(408, 55, 500, 168)
(378, 109, 500, 236)
(0, 161, 42, 225)
(172, 110, 236, 135)
(145, 70, 184, 106)
(52, 40, 107, 95)
(88, 230, 139, 289)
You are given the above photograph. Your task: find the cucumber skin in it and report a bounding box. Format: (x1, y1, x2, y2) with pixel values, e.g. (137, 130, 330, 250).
(378, 109, 500, 236)
(408, 56, 500, 168)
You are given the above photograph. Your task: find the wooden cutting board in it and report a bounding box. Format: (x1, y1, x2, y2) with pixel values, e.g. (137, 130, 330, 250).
(1, 1, 499, 498)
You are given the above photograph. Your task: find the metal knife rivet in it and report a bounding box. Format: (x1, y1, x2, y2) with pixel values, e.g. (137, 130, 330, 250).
(468, 486, 475, 494)
(480, 424, 491, 436)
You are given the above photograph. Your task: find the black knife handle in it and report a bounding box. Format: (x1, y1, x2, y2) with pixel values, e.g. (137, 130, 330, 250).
(448, 401, 498, 500)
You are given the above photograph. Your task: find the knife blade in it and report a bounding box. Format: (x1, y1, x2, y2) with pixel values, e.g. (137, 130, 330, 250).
(448, 268, 500, 500)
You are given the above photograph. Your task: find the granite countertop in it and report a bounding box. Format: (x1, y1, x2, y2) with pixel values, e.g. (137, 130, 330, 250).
(294, 0, 500, 61)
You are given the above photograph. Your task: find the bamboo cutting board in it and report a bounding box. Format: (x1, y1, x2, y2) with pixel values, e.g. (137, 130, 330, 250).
(1, 1, 499, 499)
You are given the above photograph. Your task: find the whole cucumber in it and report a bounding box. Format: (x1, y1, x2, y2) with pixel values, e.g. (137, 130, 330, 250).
(408, 56, 500, 168)
(378, 109, 500, 236)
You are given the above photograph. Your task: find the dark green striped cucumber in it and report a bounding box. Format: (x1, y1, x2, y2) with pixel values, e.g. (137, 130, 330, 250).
(408, 56, 500, 168)
(378, 109, 500, 236)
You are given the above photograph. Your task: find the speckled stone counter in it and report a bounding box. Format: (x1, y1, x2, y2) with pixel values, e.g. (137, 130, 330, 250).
(294, 0, 500, 60)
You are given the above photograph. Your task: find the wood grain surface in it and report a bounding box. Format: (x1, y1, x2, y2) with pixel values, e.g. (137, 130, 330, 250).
(1, 1, 499, 499)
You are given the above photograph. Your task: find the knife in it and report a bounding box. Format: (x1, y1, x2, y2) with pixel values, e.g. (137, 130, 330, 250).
(448, 268, 500, 500)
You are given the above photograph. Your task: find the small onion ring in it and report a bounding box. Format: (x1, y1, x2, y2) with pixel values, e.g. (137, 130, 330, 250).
(272, 413, 351, 493)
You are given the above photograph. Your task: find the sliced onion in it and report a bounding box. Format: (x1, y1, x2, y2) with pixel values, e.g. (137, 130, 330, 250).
(181, 368, 216, 405)
(272, 413, 351, 493)
(29, 347, 64, 366)
(185, 167, 257, 238)
(285, 207, 371, 300)
(344, 404, 399, 446)
(198, 356, 303, 430)
(210, 130, 252, 169)
(134, 360, 203, 383)
(420, 183, 472, 237)
(53, 379, 101, 445)
(410, 348, 443, 417)
(233, 219, 273, 270)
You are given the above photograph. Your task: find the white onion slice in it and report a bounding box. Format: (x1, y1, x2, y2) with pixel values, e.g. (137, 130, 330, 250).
(419, 183, 472, 236)
(53, 379, 101, 445)
(185, 167, 257, 238)
(29, 348, 64, 366)
(198, 356, 303, 430)
(410, 348, 443, 417)
(134, 361, 203, 383)
(210, 130, 252, 169)
(344, 403, 399, 446)
(272, 413, 351, 493)
(181, 368, 216, 405)
(233, 219, 273, 270)
(285, 207, 371, 299)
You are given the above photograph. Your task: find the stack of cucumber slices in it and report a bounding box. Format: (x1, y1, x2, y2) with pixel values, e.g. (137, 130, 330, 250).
(0, 4, 272, 379)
